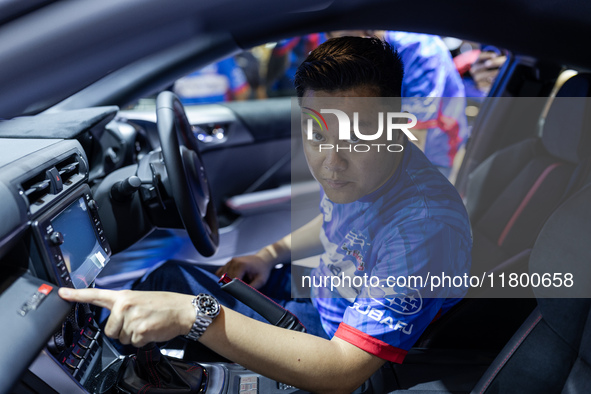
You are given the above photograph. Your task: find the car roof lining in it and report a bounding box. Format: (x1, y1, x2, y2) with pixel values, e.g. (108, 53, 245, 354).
(57, 0, 591, 112)
(230, 0, 591, 67)
(0, 0, 57, 26)
(48, 33, 241, 113)
(2, 0, 591, 117)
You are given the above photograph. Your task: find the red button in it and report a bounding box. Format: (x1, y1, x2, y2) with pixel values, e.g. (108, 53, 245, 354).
(78, 335, 92, 348)
(38, 284, 53, 295)
(82, 326, 97, 340)
(72, 345, 87, 358)
(65, 354, 81, 368)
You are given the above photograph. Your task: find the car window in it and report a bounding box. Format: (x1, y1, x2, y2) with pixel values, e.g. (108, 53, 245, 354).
(130, 32, 508, 183)
(134, 32, 507, 106)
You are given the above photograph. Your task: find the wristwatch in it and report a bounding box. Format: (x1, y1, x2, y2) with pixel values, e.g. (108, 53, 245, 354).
(186, 293, 220, 341)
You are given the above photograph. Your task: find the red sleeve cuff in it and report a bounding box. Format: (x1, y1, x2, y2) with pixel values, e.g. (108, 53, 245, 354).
(334, 323, 408, 364)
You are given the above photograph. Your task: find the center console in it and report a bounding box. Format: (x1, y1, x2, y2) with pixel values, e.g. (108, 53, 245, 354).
(25, 185, 116, 392)
(22, 184, 310, 394)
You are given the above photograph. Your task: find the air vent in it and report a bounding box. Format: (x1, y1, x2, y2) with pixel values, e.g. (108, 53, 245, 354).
(56, 156, 80, 186)
(20, 154, 86, 214)
(21, 172, 51, 208)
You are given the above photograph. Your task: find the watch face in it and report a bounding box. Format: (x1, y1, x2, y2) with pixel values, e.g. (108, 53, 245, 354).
(197, 294, 220, 316)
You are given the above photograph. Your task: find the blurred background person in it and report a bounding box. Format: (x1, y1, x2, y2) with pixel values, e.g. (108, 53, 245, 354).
(265, 34, 325, 97)
(174, 56, 251, 104)
(235, 50, 267, 100)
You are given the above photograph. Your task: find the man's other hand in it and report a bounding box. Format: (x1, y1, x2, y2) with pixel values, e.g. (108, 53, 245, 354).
(215, 254, 273, 289)
(58, 288, 195, 348)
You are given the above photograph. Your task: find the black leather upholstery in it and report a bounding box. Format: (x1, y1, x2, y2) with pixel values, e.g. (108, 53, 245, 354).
(466, 74, 591, 276)
(471, 183, 591, 393)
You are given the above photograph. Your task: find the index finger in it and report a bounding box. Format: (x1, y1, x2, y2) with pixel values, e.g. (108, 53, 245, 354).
(58, 287, 118, 310)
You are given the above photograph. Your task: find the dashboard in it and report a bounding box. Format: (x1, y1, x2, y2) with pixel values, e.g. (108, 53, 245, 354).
(0, 102, 316, 394)
(0, 135, 110, 391)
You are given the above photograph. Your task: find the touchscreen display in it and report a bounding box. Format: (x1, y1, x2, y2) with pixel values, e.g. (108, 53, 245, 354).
(51, 197, 108, 288)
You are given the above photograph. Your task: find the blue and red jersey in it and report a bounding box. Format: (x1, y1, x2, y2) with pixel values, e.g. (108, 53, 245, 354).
(311, 143, 472, 363)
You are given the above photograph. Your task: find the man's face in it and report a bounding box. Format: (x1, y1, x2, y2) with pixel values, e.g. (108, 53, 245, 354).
(301, 87, 405, 204)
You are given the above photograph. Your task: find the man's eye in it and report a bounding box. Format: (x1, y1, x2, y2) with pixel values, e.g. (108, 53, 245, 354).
(347, 133, 360, 143)
(313, 132, 324, 141)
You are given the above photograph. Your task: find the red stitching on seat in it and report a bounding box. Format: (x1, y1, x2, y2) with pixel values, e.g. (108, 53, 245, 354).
(479, 313, 542, 393)
(497, 163, 562, 246)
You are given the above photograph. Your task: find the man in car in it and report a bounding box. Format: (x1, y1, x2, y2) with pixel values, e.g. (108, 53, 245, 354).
(60, 36, 471, 393)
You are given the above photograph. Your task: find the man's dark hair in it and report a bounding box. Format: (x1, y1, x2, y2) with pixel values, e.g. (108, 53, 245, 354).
(294, 36, 404, 98)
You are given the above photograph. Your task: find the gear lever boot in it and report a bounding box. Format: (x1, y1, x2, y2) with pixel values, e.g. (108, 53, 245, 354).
(116, 343, 206, 393)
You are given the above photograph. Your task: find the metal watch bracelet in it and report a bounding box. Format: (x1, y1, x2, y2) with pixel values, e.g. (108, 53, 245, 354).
(186, 313, 213, 341)
(185, 293, 219, 341)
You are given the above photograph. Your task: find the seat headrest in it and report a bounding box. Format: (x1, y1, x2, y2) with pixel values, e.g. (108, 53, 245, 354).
(542, 73, 591, 163)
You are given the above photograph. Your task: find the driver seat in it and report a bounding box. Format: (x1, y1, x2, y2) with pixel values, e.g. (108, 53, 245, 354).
(471, 183, 591, 393)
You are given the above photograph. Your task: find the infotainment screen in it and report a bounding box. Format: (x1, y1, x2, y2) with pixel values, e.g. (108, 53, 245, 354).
(51, 197, 108, 288)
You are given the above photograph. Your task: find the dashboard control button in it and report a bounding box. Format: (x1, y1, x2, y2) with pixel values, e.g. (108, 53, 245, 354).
(65, 354, 81, 368)
(57, 263, 68, 276)
(78, 335, 92, 349)
(71, 345, 87, 359)
(82, 326, 98, 340)
(88, 199, 98, 211)
(49, 231, 64, 246)
(45, 167, 63, 194)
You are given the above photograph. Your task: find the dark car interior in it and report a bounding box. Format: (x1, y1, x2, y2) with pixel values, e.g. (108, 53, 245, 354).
(1, 0, 591, 393)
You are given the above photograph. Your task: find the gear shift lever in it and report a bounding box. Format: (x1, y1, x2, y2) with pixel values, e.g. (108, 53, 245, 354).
(116, 343, 206, 393)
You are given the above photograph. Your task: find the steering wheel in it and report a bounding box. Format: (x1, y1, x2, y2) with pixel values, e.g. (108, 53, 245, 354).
(156, 91, 219, 257)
